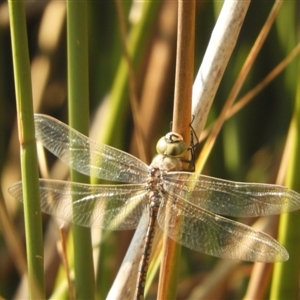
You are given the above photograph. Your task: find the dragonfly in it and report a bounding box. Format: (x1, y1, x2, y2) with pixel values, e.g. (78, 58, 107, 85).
(9, 114, 300, 300)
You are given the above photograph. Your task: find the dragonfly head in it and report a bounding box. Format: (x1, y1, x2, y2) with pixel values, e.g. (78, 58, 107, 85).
(156, 132, 187, 158)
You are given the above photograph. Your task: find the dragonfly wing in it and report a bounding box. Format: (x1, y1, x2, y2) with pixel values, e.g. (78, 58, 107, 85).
(165, 172, 300, 217)
(157, 192, 288, 262)
(34, 114, 149, 183)
(9, 179, 147, 230)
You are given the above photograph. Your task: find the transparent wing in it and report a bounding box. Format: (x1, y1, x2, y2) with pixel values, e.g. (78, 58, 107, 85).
(9, 179, 148, 230)
(34, 114, 149, 183)
(157, 192, 288, 262)
(164, 172, 300, 217)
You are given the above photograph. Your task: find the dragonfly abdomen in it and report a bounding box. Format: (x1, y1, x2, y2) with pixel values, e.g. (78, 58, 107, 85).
(135, 192, 160, 300)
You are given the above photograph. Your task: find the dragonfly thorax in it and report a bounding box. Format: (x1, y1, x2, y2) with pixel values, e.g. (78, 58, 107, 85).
(150, 154, 182, 172)
(146, 166, 165, 194)
(147, 153, 182, 198)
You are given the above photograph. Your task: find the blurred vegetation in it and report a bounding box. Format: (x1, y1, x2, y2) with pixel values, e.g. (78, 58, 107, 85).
(0, 0, 299, 299)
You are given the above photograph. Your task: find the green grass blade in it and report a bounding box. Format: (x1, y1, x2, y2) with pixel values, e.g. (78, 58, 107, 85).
(8, 0, 45, 298)
(67, 1, 95, 299)
(270, 56, 300, 299)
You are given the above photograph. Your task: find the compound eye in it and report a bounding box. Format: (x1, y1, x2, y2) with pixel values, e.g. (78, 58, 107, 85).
(156, 132, 187, 157)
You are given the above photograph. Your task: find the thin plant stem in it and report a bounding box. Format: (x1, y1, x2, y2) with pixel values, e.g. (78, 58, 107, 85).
(8, 0, 45, 298)
(157, 1, 195, 299)
(270, 56, 300, 299)
(67, 1, 95, 299)
(59, 227, 75, 300)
